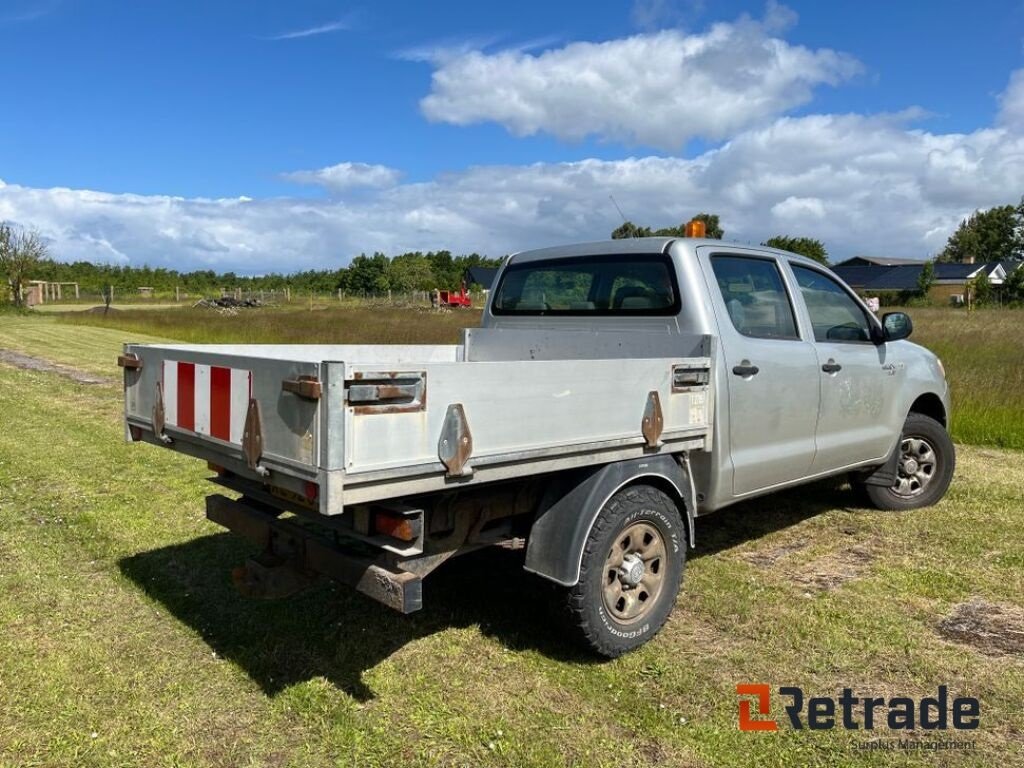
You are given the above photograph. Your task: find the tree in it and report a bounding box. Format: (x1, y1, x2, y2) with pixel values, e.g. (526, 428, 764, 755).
(1004, 263, 1024, 304)
(611, 221, 653, 239)
(610, 212, 724, 240)
(938, 205, 1022, 263)
(0, 224, 48, 307)
(344, 253, 391, 294)
(388, 252, 435, 292)
(762, 235, 829, 265)
(970, 270, 993, 306)
(916, 259, 935, 296)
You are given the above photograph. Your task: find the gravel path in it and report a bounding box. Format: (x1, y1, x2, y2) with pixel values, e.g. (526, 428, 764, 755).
(0, 348, 114, 385)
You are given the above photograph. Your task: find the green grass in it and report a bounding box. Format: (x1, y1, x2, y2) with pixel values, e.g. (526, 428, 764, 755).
(1, 314, 1022, 766)
(896, 308, 1024, 449)
(57, 304, 480, 345)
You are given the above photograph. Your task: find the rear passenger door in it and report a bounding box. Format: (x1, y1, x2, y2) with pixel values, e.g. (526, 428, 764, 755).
(788, 263, 902, 471)
(703, 252, 820, 496)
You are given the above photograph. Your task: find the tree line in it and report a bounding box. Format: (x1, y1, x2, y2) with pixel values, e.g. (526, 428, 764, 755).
(610, 213, 829, 264)
(1, 231, 502, 307)
(937, 199, 1024, 264)
(6, 201, 1024, 309)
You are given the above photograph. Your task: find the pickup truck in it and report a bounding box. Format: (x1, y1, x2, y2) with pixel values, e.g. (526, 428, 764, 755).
(119, 232, 954, 657)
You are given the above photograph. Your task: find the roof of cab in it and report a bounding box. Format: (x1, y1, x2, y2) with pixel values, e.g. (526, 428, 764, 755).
(509, 237, 676, 263)
(508, 236, 827, 268)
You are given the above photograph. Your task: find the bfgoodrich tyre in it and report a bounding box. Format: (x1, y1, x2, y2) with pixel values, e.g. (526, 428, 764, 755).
(865, 413, 955, 511)
(565, 485, 685, 658)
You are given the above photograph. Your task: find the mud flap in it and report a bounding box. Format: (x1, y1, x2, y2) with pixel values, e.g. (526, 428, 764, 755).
(524, 453, 696, 587)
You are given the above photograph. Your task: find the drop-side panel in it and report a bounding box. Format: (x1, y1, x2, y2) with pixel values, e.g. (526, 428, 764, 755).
(124, 345, 322, 474)
(342, 357, 711, 476)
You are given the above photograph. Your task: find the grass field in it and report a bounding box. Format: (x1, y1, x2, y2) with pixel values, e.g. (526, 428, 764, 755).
(1, 314, 1022, 767)
(59, 304, 478, 345)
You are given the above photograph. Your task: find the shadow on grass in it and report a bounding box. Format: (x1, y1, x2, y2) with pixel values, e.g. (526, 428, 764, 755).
(119, 478, 856, 701)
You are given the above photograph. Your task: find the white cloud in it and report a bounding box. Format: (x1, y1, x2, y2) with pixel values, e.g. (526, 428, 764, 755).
(630, 0, 702, 31)
(6, 68, 1024, 273)
(282, 162, 402, 192)
(394, 34, 505, 64)
(0, 0, 60, 25)
(261, 19, 349, 41)
(998, 68, 1024, 129)
(418, 11, 861, 150)
(771, 195, 825, 220)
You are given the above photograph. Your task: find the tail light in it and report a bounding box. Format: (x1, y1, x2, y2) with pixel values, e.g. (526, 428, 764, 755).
(373, 510, 419, 542)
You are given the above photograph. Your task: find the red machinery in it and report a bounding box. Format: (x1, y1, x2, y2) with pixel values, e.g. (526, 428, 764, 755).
(438, 280, 472, 308)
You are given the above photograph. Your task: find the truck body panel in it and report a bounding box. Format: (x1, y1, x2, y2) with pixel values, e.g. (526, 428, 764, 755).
(124, 333, 714, 517)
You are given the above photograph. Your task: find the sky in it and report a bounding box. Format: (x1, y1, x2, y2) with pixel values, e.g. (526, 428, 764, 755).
(2, 0, 1024, 272)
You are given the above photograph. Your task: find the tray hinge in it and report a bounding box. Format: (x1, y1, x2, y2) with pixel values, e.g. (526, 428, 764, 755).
(642, 390, 664, 449)
(438, 403, 473, 478)
(242, 398, 270, 476)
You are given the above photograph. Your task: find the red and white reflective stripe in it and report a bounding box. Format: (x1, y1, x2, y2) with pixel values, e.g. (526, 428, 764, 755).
(163, 361, 251, 443)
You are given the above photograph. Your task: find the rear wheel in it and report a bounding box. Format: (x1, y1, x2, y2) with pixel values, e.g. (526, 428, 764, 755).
(565, 485, 685, 657)
(864, 413, 955, 511)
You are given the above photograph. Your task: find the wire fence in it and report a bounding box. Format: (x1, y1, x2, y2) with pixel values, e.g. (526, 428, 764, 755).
(24, 287, 490, 309)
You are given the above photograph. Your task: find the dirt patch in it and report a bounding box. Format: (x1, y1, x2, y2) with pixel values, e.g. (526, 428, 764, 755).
(791, 545, 876, 592)
(740, 538, 810, 568)
(0, 349, 112, 385)
(79, 305, 120, 314)
(937, 599, 1024, 656)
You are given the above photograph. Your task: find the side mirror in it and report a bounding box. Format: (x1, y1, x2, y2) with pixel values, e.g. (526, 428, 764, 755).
(881, 312, 913, 342)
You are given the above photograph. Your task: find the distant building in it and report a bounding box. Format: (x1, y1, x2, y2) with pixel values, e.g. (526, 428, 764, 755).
(832, 256, 922, 268)
(465, 266, 499, 290)
(832, 261, 1014, 303)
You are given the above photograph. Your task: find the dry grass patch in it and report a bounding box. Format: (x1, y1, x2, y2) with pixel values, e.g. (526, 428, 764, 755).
(0, 348, 112, 384)
(737, 538, 811, 568)
(790, 544, 878, 593)
(937, 599, 1024, 656)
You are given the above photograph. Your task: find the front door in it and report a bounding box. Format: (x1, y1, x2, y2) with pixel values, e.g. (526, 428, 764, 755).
(788, 263, 902, 472)
(704, 253, 821, 496)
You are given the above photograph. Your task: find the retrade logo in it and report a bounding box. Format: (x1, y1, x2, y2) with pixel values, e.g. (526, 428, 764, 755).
(736, 685, 980, 732)
(736, 684, 778, 731)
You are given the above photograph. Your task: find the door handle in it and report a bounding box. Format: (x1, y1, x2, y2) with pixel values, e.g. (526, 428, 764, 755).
(732, 362, 759, 377)
(821, 360, 842, 374)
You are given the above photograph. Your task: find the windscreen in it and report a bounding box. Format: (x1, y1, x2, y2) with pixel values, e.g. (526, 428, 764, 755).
(491, 253, 680, 316)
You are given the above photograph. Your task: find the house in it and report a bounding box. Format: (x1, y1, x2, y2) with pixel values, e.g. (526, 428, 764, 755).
(465, 266, 499, 290)
(832, 256, 921, 268)
(832, 261, 1007, 303)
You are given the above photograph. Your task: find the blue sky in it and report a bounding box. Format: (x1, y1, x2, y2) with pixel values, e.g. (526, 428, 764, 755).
(2, 0, 1024, 271)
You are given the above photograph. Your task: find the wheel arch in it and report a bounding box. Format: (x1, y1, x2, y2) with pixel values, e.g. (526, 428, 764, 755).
(908, 392, 947, 428)
(524, 454, 696, 587)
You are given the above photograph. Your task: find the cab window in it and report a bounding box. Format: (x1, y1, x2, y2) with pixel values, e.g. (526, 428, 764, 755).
(710, 256, 798, 339)
(492, 254, 679, 315)
(791, 265, 874, 343)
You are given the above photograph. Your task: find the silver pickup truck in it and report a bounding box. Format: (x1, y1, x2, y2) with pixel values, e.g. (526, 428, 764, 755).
(119, 234, 953, 656)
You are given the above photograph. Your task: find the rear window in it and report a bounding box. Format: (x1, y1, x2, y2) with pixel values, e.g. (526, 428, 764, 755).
(491, 253, 680, 316)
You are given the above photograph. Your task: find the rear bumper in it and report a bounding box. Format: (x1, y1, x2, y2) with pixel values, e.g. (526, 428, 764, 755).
(206, 494, 422, 613)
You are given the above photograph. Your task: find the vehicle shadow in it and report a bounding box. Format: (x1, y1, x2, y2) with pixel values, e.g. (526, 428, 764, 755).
(118, 478, 859, 701)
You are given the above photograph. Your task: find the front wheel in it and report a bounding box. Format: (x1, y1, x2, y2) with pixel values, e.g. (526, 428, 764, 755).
(864, 413, 955, 511)
(565, 485, 686, 657)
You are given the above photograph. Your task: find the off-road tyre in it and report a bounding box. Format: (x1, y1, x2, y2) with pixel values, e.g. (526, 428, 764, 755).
(565, 485, 686, 658)
(864, 413, 955, 511)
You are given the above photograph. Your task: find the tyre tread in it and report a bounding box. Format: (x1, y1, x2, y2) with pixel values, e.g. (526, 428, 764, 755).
(565, 485, 684, 657)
